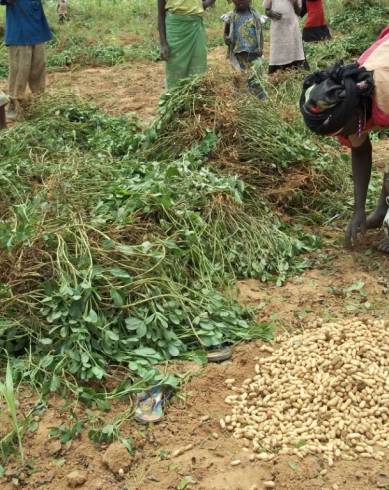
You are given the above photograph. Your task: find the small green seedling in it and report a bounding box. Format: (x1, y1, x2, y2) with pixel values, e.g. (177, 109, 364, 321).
(0, 360, 24, 464)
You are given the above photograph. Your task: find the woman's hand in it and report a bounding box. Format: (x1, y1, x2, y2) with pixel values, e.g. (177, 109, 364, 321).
(160, 43, 170, 61)
(203, 0, 215, 9)
(345, 209, 367, 247)
(265, 9, 282, 20)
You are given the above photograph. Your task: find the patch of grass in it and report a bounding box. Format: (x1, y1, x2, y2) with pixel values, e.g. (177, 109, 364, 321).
(0, 361, 24, 464)
(305, 0, 389, 68)
(0, 0, 240, 75)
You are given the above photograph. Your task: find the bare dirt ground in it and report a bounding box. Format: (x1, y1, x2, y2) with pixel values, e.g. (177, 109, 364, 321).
(1, 51, 389, 490)
(46, 63, 165, 120)
(0, 47, 225, 120)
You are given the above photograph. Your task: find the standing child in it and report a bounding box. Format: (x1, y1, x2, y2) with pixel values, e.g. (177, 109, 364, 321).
(158, 0, 216, 90)
(300, 0, 331, 42)
(263, 0, 307, 74)
(58, 0, 68, 23)
(222, 0, 266, 98)
(0, 0, 52, 120)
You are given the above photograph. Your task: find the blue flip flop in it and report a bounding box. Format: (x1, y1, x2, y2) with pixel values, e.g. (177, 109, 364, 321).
(134, 386, 172, 424)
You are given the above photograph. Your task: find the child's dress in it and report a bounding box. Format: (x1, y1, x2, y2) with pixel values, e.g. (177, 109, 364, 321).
(223, 9, 266, 98)
(301, 0, 331, 42)
(263, 0, 306, 74)
(58, 0, 68, 22)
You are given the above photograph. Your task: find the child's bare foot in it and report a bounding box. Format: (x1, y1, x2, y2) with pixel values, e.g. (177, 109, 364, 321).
(377, 236, 389, 254)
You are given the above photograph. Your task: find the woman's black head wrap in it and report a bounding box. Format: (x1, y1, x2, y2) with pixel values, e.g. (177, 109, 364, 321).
(300, 61, 374, 136)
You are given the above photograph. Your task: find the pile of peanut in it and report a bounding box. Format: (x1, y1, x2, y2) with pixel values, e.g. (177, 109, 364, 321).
(222, 318, 389, 465)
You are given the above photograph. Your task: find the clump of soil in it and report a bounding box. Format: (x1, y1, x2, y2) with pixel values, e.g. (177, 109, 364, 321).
(102, 443, 133, 475)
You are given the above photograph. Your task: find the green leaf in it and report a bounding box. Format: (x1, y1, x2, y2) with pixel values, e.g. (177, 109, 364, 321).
(346, 280, 365, 293)
(41, 355, 54, 368)
(69, 300, 83, 319)
(29, 420, 39, 433)
(47, 310, 62, 322)
(84, 308, 98, 323)
(59, 284, 73, 296)
(168, 345, 180, 357)
(133, 347, 159, 357)
(49, 427, 61, 438)
(81, 352, 90, 366)
(121, 437, 134, 454)
(96, 399, 111, 412)
(41, 296, 53, 303)
(125, 317, 143, 331)
(91, 366, 105, 380)
(110, 288, 124, 306)
(40, 337, 53, 345)
(106, 330, 119, 341)
(177, 476, 196, 490)
(60, 430, 73, 444)
(128, 361, 138, 371)
(110, 267, 131, 279)
(165, 165, 180, 178)
(50, 375, 61, 392)
(136, 323, 147, 338)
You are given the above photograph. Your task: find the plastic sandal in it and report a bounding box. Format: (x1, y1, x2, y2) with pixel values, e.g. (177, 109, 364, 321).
(206, 343, 233, 363)
(134, 386, 172, 424)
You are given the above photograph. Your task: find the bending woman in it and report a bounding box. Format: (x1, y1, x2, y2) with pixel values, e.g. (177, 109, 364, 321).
(158, 0, 216, 89)
(300, 26, 389, 253)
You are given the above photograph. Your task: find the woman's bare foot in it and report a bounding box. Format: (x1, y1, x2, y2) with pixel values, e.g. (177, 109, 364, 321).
(366, 207, 387, 229)
(377, 236, 389, 253)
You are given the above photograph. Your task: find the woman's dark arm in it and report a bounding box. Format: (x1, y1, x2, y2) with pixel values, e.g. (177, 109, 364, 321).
(300, 0, 307, 17)
(265, 8, 282, 20)
(157, 0, 169, 60)
(0, 106, 6, 129)
(293, 0, 302, 16)
(203, 0, 215, 9)
(345, 137, 372, 246)
(224, 21, 231, 45)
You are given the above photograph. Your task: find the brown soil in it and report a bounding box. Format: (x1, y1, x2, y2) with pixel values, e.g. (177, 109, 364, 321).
(45, 45, 227, 121)
(0, 46, 229, 122)
(1, 243, 388, 490)
(46, 62, 165, 120)
(1, 50, 389, 490)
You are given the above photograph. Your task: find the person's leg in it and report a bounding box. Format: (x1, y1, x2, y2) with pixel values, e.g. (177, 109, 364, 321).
(0, 106, 6, 129)
(366, 173, 389, 229)
(288, 60, 309, 71)
(29, 44, 46, 95)
(8, 45, 33, 119)
(376, 172, 389, 253)
(187, 18, 207, 77)
(165, 14, 189, 89)
(0, 92, 8, 128)
(268, 64, 282, 75)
